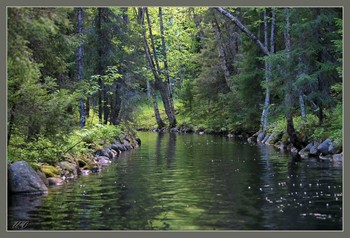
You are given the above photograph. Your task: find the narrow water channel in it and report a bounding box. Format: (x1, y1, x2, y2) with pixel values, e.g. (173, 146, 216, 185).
(8, 132, 342, 230)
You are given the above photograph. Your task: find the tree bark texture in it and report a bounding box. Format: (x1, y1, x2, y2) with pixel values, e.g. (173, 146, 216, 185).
(77, 7, 86, 128)
(215, 7, 270, 56)
(138, 7, 166, 129)
(283, 8, 298, 145)
(261, 9, 271, 133)
(212, 12, 235, 93)
(144, 7, 177, 128)
(159, 7, 177, 127)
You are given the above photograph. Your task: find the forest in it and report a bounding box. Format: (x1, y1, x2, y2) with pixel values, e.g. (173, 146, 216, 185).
(7, 7, 342, 166)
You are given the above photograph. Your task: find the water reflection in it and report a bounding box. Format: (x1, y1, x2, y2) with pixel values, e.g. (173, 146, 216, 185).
(8, 132, 342, 230)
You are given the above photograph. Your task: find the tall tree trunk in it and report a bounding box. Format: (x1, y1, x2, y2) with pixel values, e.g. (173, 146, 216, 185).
(97, 8, 103, 124)
(212, 12, 235, 93)
(150, 81, 166, 128)
(297, 57, 307, 119)
(103, 85, 109, 124)
(215, 7, 270, 56)
(216, 7, 298, 145)
(298, 91, 306, 118)
(76, 7, 86, 128)
(138, 7, 166, 129)
(86, 97, 90, 117)
(283, 8, 298, 145)
(146, 80, 151, 97)
(111, 81, 122, 125)
(158, 7, 177, 128)
(261, 9, 272, 133)
(144, 7, 176, 128)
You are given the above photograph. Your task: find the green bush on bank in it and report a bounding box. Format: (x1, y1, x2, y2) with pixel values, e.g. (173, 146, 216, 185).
(267, 106, 342, 149)
(8, 124, 122, 165)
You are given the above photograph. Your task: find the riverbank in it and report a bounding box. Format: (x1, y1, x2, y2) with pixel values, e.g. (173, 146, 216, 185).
(8, 132, 141, 194)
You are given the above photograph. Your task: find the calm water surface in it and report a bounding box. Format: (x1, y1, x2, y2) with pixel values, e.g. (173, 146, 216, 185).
(8, 132, 342, 230)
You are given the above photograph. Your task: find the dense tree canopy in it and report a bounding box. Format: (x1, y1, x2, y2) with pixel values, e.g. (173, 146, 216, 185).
(7, 7, 342, 163)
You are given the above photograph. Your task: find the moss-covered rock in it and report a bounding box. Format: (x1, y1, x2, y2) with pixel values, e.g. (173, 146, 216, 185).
(40, 165, 60, 177)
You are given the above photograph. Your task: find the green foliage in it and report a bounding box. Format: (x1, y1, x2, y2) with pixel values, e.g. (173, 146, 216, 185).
(8, 136, 63, 165)
(269, 117, 287, 136)
(66, 124, 122, 153)
(8, 6, 343, 167)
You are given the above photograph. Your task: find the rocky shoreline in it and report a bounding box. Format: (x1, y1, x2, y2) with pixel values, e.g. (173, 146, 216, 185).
(138, 126, 343, 164)
(246, 131, 343, 164)
(8, 134, 141, 195)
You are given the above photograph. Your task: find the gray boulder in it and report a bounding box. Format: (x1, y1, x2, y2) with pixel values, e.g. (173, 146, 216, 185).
(317, 138, 332, 154)
(298, 143, 313, 157)
(309, 142, 320, 156)
(96, 156, 111, 166)
(59, 161, 78, 179)
(123, 140, 133, 150)
(112, 143, 126, 152)
(328, 143, 336, 154)
(8, 161, 48, 194)
(95, 148, 114, 159)
(36, 170, 49, 187)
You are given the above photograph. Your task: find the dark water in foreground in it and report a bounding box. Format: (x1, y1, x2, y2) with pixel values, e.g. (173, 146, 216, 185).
(8, 132, 342, 230)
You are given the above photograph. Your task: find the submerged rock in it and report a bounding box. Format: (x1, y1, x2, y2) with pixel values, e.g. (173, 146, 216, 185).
(8, 161, 48, 194)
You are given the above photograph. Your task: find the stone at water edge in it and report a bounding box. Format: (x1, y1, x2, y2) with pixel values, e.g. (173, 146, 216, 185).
(309, 142, 320, 156)
(36, 170, 49, 187)
(96, 156, 111, 166)
(317, 138, 332, 154)
(8, 161, 48, 194)
(59, 161, 78, 179)
(135, 137, 141, 145)
(47, 177, 65, 186)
